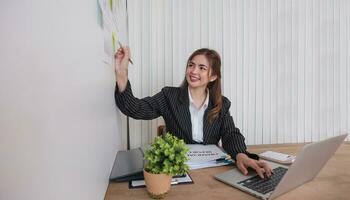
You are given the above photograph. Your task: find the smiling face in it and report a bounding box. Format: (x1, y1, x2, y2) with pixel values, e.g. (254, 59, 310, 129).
(181, 48, 222, 122)
(185, 55, 217, 91)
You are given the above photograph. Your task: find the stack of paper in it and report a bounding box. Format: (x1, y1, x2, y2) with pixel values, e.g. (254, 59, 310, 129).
(186, 144, 233, 170)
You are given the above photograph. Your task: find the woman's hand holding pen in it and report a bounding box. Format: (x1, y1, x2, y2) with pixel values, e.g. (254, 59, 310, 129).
(115, 46, 131, 92)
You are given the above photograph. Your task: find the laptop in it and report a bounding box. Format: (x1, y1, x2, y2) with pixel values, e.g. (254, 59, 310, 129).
(109, 147, 144, 182)
(214, 133, 348, 200)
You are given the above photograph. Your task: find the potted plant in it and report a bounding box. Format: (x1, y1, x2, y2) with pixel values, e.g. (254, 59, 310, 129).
(143, 132, 189, 199)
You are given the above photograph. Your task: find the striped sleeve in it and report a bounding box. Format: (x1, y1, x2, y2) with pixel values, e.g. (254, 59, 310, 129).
(114, 80, 166, 120)
(220, 99, 259, 160)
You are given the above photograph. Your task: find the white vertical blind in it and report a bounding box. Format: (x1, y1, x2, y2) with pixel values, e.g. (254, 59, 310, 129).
(125, 0, 350, 148)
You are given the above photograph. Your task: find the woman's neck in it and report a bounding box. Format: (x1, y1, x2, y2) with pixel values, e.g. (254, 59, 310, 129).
(189, 87, 207, 108)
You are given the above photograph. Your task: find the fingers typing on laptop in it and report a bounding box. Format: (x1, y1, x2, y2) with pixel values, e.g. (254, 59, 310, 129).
(236, 153, 273, 179)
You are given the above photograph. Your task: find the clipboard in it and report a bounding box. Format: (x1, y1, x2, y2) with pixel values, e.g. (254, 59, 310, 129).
(128, 173, 194, 189)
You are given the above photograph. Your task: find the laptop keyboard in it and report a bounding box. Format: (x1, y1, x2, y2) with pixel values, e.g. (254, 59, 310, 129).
(238, 167, 288, 195)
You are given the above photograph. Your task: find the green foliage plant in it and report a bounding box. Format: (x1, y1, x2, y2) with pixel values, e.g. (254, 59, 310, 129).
(144, 133, 189, 176)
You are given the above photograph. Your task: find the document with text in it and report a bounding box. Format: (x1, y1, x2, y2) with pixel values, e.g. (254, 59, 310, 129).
(186, 144, 233, 170)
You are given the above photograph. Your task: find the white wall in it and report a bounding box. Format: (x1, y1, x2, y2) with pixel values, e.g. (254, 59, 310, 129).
(127, 0, 350, 147)
(0, 1, 122, 199)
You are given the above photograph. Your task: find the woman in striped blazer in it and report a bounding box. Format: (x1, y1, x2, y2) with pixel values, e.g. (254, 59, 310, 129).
(114, 47, 272, 179)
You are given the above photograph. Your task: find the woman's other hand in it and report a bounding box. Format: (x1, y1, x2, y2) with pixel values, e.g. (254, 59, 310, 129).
(114, 46, 131, 92)
(236, 153, 273, 179)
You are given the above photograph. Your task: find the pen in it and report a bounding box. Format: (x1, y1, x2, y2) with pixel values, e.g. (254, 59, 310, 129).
(216, 155, 231, 161)
(215, 157, 226, 162)
(117, 41, 134, 65)
(215, 155, 232, 163)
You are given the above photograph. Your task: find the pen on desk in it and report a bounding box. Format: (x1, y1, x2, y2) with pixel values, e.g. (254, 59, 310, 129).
(215, 158, 226, 162)
(215, 155, 232, 163)
(117, 41, 134, 65)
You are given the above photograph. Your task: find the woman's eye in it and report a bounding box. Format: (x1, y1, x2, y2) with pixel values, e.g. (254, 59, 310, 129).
(200, 66, 206, 71)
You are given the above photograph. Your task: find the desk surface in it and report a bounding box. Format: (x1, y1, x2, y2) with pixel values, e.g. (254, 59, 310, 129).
(105, 143, 350, 200)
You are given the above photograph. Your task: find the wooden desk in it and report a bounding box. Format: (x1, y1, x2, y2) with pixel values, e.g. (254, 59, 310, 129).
(105, 143, 350, 200)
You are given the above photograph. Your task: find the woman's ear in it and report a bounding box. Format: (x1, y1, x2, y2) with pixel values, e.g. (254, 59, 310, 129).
(210, 75, 217, 82)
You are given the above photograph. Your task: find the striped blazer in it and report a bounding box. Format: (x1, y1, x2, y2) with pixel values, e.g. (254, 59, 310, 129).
(114, 81, 258, 160)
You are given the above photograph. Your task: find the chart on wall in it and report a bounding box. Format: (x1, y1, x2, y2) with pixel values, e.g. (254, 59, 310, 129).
(98, 0, 129, 65)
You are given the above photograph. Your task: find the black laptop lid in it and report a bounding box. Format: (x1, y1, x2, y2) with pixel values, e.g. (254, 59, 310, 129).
(109, 148, 144, 182)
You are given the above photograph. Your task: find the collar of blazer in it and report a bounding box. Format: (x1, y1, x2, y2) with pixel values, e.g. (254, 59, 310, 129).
(178, 86, 189, 105)
(177, 86, 216, 144)
(178, 86, 214, 107)
(177, 86, 192, 141)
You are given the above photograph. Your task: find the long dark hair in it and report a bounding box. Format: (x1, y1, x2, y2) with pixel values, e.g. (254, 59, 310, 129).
(181, 48, 222, 123)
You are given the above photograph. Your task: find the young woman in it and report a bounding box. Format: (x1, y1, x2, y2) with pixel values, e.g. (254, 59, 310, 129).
(114, 47, 272, 178)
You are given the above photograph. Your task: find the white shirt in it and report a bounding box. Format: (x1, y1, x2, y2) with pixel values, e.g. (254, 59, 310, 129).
(188, 88, 209, 143)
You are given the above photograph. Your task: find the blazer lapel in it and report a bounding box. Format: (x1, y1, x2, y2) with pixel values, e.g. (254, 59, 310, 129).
(177, 87, 192, 141)
(203, 95, 214, 144)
